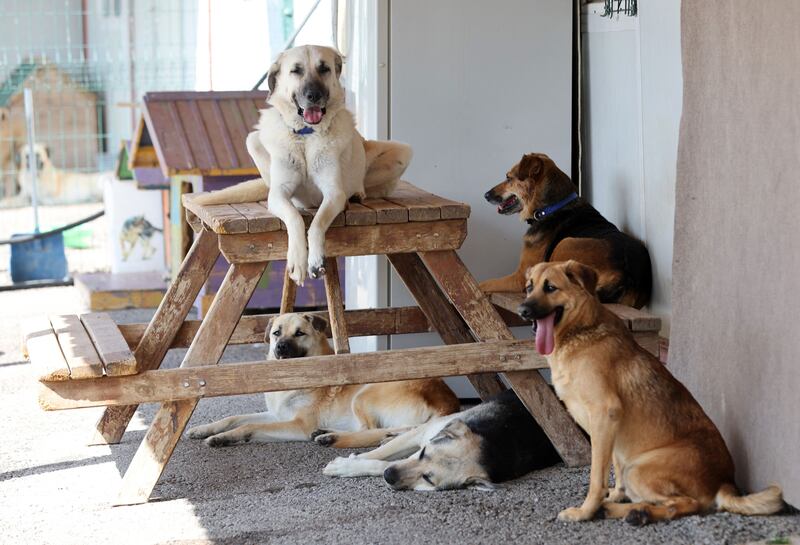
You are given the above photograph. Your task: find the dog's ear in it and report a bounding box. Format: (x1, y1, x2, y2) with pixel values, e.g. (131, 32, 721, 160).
(264, 317, 275, 341)
(564, 260, 598, 295)
(463, 476, 496, 492)
(304, 313, 328, 333)
(267, 52, 283, 94)
(431, 419, 469, 443)
(333, 51, 343, 78)
(518, 154, 544, 180)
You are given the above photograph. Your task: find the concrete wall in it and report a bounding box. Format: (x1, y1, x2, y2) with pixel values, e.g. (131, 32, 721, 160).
(581, 1, 682, 333)
(671, 0, 800, 505)
(387, 0, 573, 396)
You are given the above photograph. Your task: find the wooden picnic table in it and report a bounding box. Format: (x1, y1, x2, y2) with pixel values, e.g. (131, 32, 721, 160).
(26, 181, 660, 504)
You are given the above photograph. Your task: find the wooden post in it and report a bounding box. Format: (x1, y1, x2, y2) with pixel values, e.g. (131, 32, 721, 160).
(322, 257, 350, 354)
(388, 253, 505, 399)
(115, 261, 267, 505)
(419, 250, 591, 467)
(279, 264, 296, 314)
(91, 229, 220, 445)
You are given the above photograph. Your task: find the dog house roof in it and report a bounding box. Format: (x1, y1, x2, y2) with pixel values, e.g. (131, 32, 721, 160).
(130, 91, 269, 177)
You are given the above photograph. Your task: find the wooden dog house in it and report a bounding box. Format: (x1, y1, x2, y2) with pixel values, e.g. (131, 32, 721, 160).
(128, 90, 335, 313)
(0, 62, 100, 200)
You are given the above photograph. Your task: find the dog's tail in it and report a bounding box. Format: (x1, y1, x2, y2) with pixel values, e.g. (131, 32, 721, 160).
(715, 483, 784, 515)
(190, 178, 268, 205)
(363, 141, 413, 198)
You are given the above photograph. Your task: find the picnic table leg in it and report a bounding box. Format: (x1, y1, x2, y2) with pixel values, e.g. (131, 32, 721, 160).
(419, 250, 591, 467)
(387, 253, 506, 400)
(279, 265, 297, 313)
(91, 229, 221, 445)
(322, 257, 350, 354)
(115, 261, 268, 505)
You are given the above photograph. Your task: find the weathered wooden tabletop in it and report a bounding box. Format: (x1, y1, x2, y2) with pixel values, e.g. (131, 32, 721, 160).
(182, 181, 471, 234)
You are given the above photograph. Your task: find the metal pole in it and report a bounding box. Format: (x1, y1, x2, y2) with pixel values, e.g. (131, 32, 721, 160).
(252, 0, 324, 90)
(23, 88, 40, 233)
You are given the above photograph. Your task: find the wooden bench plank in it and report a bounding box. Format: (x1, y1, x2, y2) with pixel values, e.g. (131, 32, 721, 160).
(605, 304, 662, 332)
(219, 220, 467, 262)
(384, 181, 442, 221)
(491, 292, 662, 332)
(230, 202, 281, 233)
(79, 313, 138, 377)
(39, 339, 546, 410)
(361, 198, 408, 224)
(49, 315, 105, 379)
(118, 306, 434, 349)
(345, 202, 377, 226)
(25, 317, 70, 382)
(182, 195, 249, 235)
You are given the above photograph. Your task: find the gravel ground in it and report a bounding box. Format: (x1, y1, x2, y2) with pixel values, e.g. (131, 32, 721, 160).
(0, 286, 798, 545)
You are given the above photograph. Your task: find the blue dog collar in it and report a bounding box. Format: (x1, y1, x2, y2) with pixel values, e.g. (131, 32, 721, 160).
(532, 192, 579, 221)
(294, 126, 315, 135)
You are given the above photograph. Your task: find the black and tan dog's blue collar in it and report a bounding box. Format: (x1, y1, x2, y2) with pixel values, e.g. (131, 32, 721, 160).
(529, 192, 579, 223)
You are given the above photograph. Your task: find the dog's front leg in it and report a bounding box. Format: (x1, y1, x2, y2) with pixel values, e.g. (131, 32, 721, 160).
(269, 181, 308, 286)
(558, 401, 621, 522)
(307, 183, 346, 278)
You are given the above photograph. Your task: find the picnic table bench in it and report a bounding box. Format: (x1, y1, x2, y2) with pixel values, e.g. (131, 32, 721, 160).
(25, 181, 660, 504)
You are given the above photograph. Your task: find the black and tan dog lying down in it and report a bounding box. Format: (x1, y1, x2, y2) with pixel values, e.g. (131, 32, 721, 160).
(322, 389, 560, 491)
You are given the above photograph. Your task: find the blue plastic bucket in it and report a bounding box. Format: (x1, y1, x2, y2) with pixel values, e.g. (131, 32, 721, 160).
(10, 233, 69, 283)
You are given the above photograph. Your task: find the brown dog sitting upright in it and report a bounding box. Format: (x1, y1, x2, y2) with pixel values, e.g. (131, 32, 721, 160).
(517, 260, 784, 525)
(482, 153, 651, 308)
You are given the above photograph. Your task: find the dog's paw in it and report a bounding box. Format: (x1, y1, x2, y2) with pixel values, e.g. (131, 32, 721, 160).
(349, 191, 366, 203)
(624, 509, 651, 527)
(187, 425, 213, 439)
(313, 432, 338, 447)
(310, 429, 332, 439)
(205, 434, 243, 448)
(323, 456, 359, 477)
(605, 488, 627, 503)
(308, 254, 326, 279)
(557, 506, 594, 522)
(286, 249, 308, 286)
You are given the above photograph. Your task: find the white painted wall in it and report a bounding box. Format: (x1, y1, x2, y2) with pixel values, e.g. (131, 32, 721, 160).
(388, 1, 573, 396)
(581, 1, 682, 333)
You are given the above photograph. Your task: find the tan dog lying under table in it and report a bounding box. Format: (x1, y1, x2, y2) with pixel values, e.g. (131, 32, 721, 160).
(187, 313, 459, 448)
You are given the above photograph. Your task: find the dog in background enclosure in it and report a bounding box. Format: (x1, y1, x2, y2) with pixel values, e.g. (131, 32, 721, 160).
(481, 153, 651, 309)
(17, 143, 105, 204)
(323, 389, 561, 491)
(187, 312, 459, 447)
(188, 45, 412, 287)
(517, 260, 783, 524)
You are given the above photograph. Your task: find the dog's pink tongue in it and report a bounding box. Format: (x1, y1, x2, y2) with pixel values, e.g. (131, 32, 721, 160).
(535, 313, 556, 355)
(303, 107, 323, 124)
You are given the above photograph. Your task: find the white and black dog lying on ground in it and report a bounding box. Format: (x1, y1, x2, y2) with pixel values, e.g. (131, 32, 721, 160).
(323, 389, 561, 491)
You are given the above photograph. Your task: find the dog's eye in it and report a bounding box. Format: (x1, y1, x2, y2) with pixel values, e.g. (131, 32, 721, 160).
(272, 329, 280, 337)
(318, 64, 331, 74)
(543, 281, 558, 294)
(290, 66, 303, 75)
(525, 284, 533, 294)
(294, 330, 306, 337)
(422, 473, 435, 486)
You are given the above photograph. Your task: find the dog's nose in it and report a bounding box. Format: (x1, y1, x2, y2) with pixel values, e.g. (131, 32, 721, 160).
(484, 190, 495, 202)
(274, 341, 292, 357)
(305, 89, 323, 103)
(517, 304, 533, 320)
(383, 466, 400, 486)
